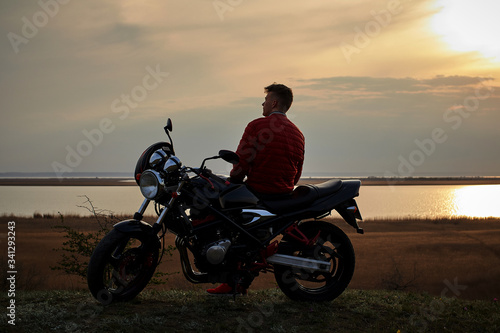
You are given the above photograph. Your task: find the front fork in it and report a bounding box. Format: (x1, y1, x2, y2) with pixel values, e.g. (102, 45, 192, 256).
(133, 178, 188, 234)
(133, 198, 151, 221)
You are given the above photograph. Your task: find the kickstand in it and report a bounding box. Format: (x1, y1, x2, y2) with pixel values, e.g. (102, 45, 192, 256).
(232, 278, 238, 301)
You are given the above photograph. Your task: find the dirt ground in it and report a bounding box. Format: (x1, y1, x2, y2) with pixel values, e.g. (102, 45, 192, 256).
(2, 215, 499, 301)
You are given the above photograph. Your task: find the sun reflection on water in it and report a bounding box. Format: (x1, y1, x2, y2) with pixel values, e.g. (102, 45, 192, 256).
(451, 185, 500, 218)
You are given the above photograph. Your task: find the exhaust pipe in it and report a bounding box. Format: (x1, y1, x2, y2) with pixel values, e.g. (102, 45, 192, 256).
(266, 254, 331, 273)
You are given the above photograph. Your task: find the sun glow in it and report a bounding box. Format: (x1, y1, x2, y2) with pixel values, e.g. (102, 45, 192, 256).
(431, 0, 500, 61)
(452, 185, 500, 218)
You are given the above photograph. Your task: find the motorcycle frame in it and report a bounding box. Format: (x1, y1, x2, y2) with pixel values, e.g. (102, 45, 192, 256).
(189, 180, 363, 247)
(119, 178, 363, 251)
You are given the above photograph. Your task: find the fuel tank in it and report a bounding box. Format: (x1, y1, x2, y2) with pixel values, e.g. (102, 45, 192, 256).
(219, 184, 259, 209)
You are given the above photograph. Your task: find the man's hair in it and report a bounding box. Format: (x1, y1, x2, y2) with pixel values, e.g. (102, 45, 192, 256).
(265, 83, 293, 112)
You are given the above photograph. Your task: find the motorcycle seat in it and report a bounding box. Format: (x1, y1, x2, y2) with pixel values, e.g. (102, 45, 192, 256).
(259, 179, 343, 213)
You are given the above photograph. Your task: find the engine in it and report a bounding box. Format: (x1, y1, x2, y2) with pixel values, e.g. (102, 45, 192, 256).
(203, 239, 231, 265)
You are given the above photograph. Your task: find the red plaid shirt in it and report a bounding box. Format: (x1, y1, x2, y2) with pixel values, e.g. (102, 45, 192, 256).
(230, 113, 305, 194)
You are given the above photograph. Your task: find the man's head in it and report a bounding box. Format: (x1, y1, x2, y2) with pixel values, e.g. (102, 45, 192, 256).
(262, 83, 293, 116)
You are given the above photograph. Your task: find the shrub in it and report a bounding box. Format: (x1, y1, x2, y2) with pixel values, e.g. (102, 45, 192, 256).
(51, 196, 174, 284)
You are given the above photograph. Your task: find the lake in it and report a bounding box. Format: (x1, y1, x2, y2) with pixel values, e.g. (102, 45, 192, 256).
(1, 184, 500, 219)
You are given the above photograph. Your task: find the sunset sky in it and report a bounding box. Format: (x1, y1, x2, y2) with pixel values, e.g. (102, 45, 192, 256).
(1, 0, 499, 178)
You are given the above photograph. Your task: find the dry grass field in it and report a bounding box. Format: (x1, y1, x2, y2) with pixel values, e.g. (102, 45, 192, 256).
(1, 214, 499, 301)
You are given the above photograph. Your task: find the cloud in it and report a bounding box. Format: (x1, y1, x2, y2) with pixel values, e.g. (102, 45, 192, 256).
(298, 75, 494, 92)
(294, 75, 498, 115)
(291, 75, 499, 175)
(0, 0, 499, 176)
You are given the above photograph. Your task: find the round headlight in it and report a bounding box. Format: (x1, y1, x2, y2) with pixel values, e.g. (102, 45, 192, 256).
(149, 149, 168, 167)
(139, 170, 164, 199)
(163, 156, 182, 173)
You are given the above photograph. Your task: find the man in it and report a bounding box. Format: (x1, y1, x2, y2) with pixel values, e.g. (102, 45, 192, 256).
(230, 83, 305, 194)
(207, 83, 305, 295)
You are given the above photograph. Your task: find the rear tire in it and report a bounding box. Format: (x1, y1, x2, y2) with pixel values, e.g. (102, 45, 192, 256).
(274, 221, 355, 302)
(87, 229, 160, 304)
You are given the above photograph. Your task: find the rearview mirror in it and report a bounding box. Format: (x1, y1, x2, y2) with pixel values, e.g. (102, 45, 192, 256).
(218, 150, 239, 164)
(164, 118, 173, 132)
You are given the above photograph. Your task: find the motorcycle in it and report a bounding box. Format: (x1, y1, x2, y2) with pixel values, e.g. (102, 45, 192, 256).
(87, 118, 364, 304)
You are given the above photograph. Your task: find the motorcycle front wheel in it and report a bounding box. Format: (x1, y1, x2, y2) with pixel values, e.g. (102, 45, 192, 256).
(274, 221, 355, 302)
(87, 229, 160, 304)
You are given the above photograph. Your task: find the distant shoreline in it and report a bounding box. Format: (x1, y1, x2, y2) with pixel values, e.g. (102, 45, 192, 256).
(1, 177, 500, 186)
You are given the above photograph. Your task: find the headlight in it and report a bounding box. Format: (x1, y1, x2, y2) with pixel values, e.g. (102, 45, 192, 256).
(163, 156, 182, 173)
(139, 170, 164, 200)
(149, 149, 168, 167)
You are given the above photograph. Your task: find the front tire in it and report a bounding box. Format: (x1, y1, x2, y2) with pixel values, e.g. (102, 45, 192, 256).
(87, 229, 160, 304)
(274, 221, 355, 302)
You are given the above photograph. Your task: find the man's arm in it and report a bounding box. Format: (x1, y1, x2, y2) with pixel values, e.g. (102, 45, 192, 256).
(230, 123, 256, 183)
(294, 158, 304, 185)
(294, 137, 305, 185)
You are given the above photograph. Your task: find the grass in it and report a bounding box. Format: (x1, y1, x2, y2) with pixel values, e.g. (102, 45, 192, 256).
(2, 215, 500, 298)
(1, 215, 500, 331)
(1, 215, 500, 332)
(1, 288, 499, 333)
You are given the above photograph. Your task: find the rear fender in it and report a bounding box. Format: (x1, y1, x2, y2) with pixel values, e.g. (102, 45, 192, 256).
(335, 199, 364, 234)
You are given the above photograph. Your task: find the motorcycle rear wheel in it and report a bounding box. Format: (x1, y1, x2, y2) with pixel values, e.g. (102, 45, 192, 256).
(274, 221, 355, 302)
(87, 229, 159, 304)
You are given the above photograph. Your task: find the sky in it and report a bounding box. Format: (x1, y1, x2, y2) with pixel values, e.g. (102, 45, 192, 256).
(1, 0, 499, 178)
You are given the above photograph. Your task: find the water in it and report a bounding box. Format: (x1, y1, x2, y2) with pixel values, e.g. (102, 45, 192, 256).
(0, 186, 144, 217)
(356, 185, 500, 219)
(1, 184, 500, 219)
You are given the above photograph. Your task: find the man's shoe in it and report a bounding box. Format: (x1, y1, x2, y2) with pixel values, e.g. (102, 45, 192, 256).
(206, 283, 247, 295)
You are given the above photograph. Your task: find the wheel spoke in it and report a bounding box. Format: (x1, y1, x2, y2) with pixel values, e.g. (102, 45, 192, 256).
(274, 221, 355, 301)
(88, 230, 159, 304)
(111, 268, 131, 289)
(317, 240, 342, 260)
(108, 256, 121, 268)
